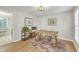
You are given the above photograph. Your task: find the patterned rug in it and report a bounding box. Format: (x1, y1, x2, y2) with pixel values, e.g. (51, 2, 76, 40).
(30, 38, 66, 52)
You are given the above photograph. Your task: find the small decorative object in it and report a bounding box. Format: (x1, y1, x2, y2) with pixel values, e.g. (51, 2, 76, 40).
(24, 17, 32, 26)
(48, 18, 57, 26)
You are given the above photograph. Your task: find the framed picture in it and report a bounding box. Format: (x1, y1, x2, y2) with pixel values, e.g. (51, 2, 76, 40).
(48, 18, 57, 26)
(24, 17, 32, 26)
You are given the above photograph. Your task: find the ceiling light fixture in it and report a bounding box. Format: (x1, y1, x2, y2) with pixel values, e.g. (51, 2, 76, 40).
(37, 6, 45, 12)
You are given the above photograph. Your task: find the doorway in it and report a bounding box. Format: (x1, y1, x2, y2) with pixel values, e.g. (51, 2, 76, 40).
(0, 13, 13, 46)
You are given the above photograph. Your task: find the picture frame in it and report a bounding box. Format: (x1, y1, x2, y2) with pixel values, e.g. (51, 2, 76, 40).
(48, 18, 57, 26)
(24, 17, 32, 26)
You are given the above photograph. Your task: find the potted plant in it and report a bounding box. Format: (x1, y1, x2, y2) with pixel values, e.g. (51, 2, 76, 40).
(22, 26, 31, 33)
(21, 26, 31, 41)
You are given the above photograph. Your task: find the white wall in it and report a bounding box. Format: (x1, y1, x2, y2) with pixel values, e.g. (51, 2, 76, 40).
(37, 11, 74, 40)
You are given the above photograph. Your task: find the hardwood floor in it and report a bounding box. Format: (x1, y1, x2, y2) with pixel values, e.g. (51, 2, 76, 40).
(63, 40, 77, 52)
(0, 39, 77, 52)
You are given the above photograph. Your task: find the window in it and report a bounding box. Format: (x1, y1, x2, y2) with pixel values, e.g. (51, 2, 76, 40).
(0, 16, 8, 29)
(75, 9, 79, 44)
(0, 16, 9, 36)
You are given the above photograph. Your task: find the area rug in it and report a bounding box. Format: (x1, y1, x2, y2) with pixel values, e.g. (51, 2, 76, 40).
(30, 38, 67, 52)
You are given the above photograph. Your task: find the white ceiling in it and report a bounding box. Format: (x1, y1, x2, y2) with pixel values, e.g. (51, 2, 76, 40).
(0, 6, 74, 16)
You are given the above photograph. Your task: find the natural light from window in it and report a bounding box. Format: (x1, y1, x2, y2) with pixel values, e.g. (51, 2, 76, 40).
(75, 9, 79, 45)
